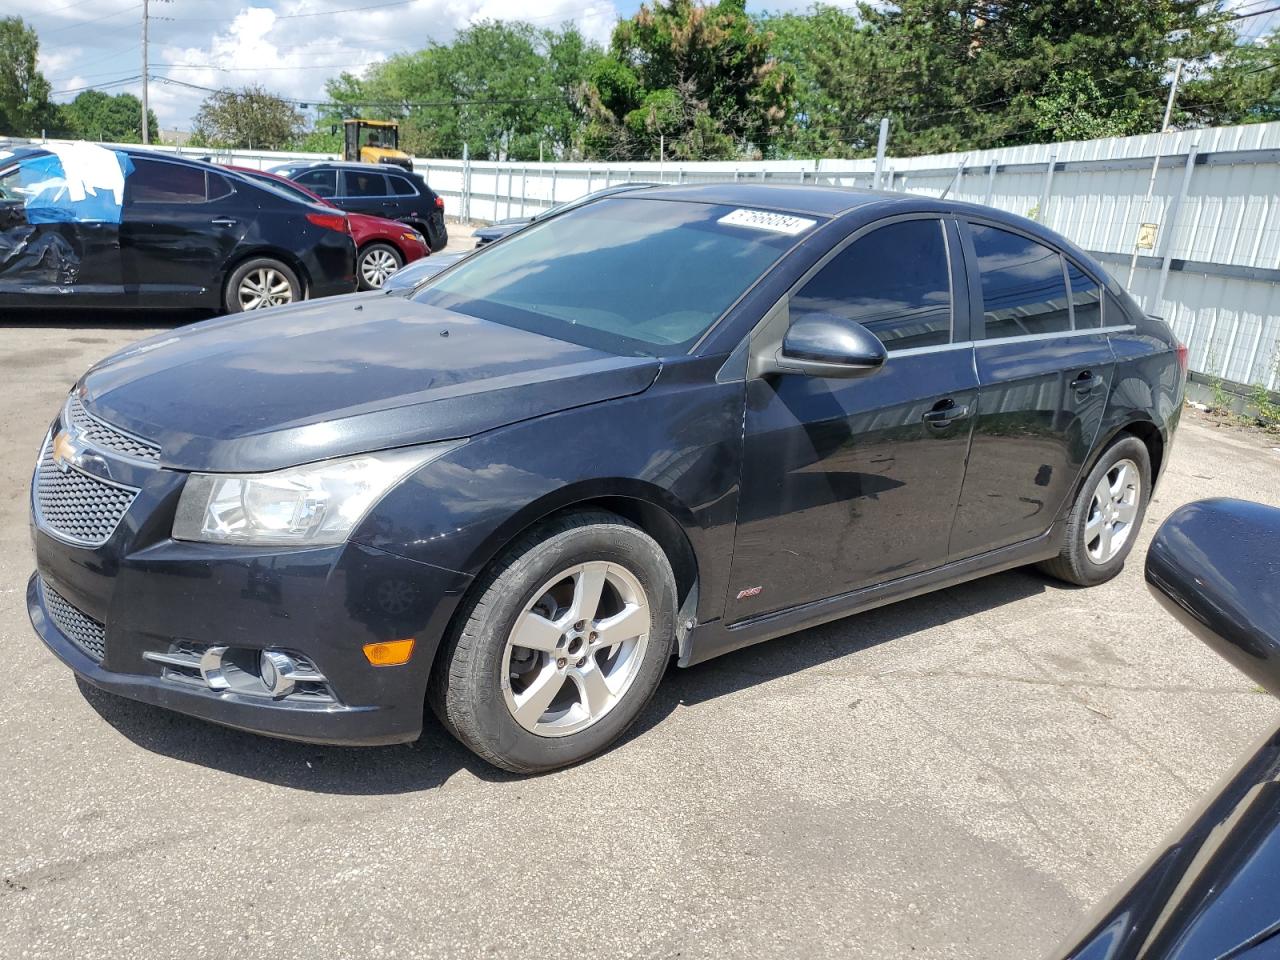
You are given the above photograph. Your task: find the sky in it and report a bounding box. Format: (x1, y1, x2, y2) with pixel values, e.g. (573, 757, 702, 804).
(17, 0, 1278, 134)
(18, 0, 807, 133)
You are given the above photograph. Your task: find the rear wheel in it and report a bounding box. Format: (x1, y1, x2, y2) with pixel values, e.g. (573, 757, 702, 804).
(224, 258, 301, 313)
(357, 243, 403, 290)
(1039, 435, 1151, 586)
(429, 511, 676, 773)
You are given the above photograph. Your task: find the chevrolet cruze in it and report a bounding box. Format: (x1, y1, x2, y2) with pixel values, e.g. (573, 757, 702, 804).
(27, 184, 1184, 772)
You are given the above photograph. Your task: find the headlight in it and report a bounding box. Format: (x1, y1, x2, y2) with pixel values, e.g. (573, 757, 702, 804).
(172, 442, 462, 546)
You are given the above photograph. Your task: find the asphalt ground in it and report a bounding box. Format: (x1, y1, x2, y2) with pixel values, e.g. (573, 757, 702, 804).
(2, 252, 1278, 958)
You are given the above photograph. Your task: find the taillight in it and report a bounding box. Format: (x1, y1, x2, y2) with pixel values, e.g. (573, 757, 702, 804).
(1176, 342, 1189, 378)
(306, 211, 349, 233)
(434, 195, 444, 211)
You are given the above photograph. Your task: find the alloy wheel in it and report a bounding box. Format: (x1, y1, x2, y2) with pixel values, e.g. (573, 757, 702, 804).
(360, 248, 400, 287)
(238, 268, 295, 310)
(502, 561, 651, 737)
(1085, 458, 1141, 564)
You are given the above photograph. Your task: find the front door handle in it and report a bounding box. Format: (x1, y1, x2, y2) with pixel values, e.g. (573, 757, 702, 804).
(923, 398, 970, 427)
(211, 217, 238, 228)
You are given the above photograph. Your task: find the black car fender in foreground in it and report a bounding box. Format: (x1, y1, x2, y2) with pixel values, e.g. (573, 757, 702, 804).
(1056, 498, 1280, 960)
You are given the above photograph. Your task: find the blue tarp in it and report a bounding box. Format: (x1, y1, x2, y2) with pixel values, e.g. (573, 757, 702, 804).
(12, 145, 134, 225)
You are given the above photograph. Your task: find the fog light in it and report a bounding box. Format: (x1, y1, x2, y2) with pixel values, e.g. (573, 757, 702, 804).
(260, 650, 299, 698)
(363, 638, 415, 666)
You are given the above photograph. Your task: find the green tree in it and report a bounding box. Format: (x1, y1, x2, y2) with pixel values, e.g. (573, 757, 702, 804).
(323, 22, 601, 161)
(58, 90, 158, 143)
(191, 85, 304, 149)
(763, 0, 1233, 157)
(1181, 28, 1280, 127)
(0, 17, 56, 137)
(584, 0, 791, 161)
(1031, 70, 1146, 141)
(763, 5, 878, 157)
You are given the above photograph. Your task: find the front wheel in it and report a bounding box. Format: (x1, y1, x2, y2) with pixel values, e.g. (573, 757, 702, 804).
(429, 511, 676, 773)
(1039, 435, 1152, 586)
(357, 243, 403, 290)
(224, 258, 301, 313)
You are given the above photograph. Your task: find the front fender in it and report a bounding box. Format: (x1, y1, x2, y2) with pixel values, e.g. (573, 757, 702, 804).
(349, 358, 745, 625)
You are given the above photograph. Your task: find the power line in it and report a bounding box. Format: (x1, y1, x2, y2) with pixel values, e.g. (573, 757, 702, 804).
(1228, 3, 1280, 19)
(50, 74, 143, 96)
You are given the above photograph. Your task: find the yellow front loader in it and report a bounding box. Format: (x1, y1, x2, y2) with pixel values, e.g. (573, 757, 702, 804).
(342, 119, 413, 171)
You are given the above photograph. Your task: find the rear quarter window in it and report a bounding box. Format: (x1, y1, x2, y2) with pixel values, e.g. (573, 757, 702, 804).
(390, 176, 418, 196)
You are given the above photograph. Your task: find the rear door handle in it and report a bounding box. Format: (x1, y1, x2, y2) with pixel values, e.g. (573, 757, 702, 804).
(211, 217, 238, 228)
(923, 398, 970, 427)
(1071, 371, 1103, 394)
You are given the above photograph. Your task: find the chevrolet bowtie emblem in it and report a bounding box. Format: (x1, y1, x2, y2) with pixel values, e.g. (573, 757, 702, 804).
(51, 430, 82, 473)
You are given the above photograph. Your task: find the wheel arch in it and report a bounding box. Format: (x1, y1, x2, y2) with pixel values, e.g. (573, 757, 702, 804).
(1062, 415, 1165, 523)
(444, 481, 703, 662)
(221, 247, 313, 302)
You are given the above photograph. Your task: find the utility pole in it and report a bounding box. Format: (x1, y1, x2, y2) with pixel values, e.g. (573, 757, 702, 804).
(1127, 58, 1184, 286)
(873, 117, 889, 189)
(141, 0, 150, 144)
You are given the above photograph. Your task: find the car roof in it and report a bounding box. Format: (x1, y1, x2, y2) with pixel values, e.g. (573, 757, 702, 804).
(283, 160, 417, 172)
(618, 181, 1084, 246)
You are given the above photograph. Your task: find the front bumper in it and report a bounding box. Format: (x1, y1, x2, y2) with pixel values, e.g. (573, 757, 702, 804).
(28, 443, 471, 745)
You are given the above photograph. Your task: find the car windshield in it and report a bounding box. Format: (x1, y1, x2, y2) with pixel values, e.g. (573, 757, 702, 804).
(413, 197, 817, 356)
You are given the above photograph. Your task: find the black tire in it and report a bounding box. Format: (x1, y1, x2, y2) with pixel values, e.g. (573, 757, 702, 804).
(429, 510, 676, 773)
(223, 257, 301, 314)
(1038, 435, 1152, 586)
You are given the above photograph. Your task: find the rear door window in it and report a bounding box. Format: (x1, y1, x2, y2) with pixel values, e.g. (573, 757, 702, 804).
(1066, 261, 1102, 328)
(294, 169, 337, 197)
(344, 171, 389, 198)
(970, 224, 1070, 338)
(128, 159, 209, 204)
(790, 218, 952, 351)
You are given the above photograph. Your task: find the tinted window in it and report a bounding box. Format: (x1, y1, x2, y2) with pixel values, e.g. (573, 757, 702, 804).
(415, 198, 810, 355)
(792, 219, 951, 351)
(389, 175, 418, 196)
(129, 159, 208, 204)
(345, 171, 388, 197)
(206, 172, 233, 201)
(247, 174, 316, 204)
(1066, 261, 1101, 328)
(971, 224, 1070, 338)
(1105, 291, 1130, 327)
(294, 169, 337, 197)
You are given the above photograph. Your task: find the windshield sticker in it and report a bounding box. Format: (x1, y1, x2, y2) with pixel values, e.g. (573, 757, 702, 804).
(718, 208, 816, 235)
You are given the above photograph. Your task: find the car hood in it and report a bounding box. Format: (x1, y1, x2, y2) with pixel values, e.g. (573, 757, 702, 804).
(474, 219, 530, 240)
(78, 294, 660, 473)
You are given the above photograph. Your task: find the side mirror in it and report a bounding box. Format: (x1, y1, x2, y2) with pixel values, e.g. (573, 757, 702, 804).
(1146, 498, 1280, 696)
(762, 313, 887, 379)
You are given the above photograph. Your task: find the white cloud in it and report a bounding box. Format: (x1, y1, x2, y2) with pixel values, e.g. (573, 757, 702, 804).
(13, 0, 624, 131)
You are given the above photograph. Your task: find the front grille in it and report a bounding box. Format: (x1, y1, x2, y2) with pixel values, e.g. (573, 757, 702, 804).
(34, 440, 138, 546)
(65, 395, 161, 462)
(41, 579, 107, 662)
